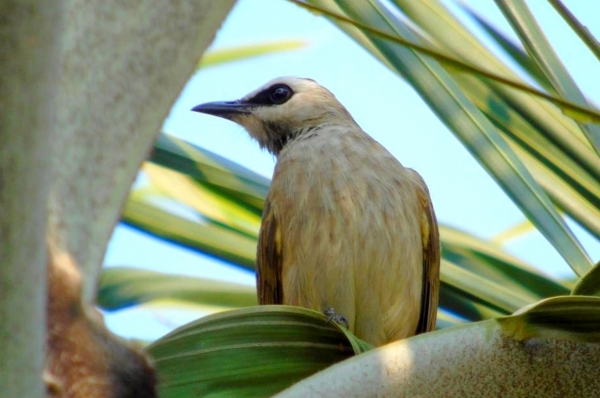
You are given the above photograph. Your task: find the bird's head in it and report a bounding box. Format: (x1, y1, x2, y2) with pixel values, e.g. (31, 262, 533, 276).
(192, 77, 356, 154)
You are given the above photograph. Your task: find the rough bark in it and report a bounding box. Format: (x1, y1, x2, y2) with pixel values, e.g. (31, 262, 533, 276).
(46, 248, 156, 397)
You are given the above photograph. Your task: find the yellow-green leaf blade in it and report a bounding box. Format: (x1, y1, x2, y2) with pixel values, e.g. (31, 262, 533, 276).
(98, 267, 257, 311)
(122, 190, 256, 270)
(495, 0, 600, 154)
(198, 40, 308, 70)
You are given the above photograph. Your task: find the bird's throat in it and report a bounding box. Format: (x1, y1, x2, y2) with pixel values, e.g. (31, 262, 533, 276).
(261, 122, 302, 155)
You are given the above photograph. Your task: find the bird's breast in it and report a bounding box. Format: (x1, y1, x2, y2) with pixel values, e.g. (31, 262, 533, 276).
(267, 129, 424, 344)
(272, 130, 417, 229)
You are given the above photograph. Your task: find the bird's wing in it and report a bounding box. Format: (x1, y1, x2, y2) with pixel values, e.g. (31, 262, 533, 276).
(256, 198, 283, 304)
(414, 175, 441, 334)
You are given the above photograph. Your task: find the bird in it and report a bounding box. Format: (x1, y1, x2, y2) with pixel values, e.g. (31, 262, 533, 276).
(192, 77, 440, 347)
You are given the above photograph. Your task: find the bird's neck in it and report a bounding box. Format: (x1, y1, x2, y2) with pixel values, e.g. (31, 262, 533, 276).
(263, 125, 315, 156)
(265, 119, 359, 156)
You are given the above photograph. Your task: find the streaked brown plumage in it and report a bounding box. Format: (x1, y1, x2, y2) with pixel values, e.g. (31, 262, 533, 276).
(192, 77, 440, 346)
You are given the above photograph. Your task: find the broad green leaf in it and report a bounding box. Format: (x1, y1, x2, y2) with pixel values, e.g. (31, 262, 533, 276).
(572, 261, 600, 296)
(147, 306, 370, 398)
(98, 267, 257, 311)
(499, 295, 600, 342)
(198, 40, 307, 69)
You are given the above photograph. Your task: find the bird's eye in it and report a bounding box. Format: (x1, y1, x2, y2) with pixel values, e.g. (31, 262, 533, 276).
(269, 85, 293, 105)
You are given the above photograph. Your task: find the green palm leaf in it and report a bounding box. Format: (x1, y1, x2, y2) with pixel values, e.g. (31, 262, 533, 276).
(147, 306, 368, 398)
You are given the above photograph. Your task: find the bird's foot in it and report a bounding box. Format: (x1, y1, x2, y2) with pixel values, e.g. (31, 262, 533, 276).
(324, 307, 349, 329)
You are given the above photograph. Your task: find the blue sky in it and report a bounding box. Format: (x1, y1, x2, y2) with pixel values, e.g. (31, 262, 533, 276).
(103, 0, 600, 340)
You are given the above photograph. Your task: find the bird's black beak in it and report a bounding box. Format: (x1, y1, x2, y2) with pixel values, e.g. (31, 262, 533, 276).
(191, 100, 253, 119)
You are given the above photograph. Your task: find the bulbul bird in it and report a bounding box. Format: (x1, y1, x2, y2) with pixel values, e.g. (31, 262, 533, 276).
(192, 77, 440, 347)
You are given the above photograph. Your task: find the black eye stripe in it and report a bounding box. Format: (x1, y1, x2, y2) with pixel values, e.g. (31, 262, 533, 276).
(244, 84, 294, 106)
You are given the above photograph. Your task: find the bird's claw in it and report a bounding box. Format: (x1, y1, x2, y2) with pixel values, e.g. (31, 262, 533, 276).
(324, 307, 349, 329)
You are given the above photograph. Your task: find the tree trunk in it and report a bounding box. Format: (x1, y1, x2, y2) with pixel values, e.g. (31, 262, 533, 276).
(0, 1, 64, 397)
(45, 1, 237, 395)
(0, 1, 236, 396)
(49, 0, 237, 303)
